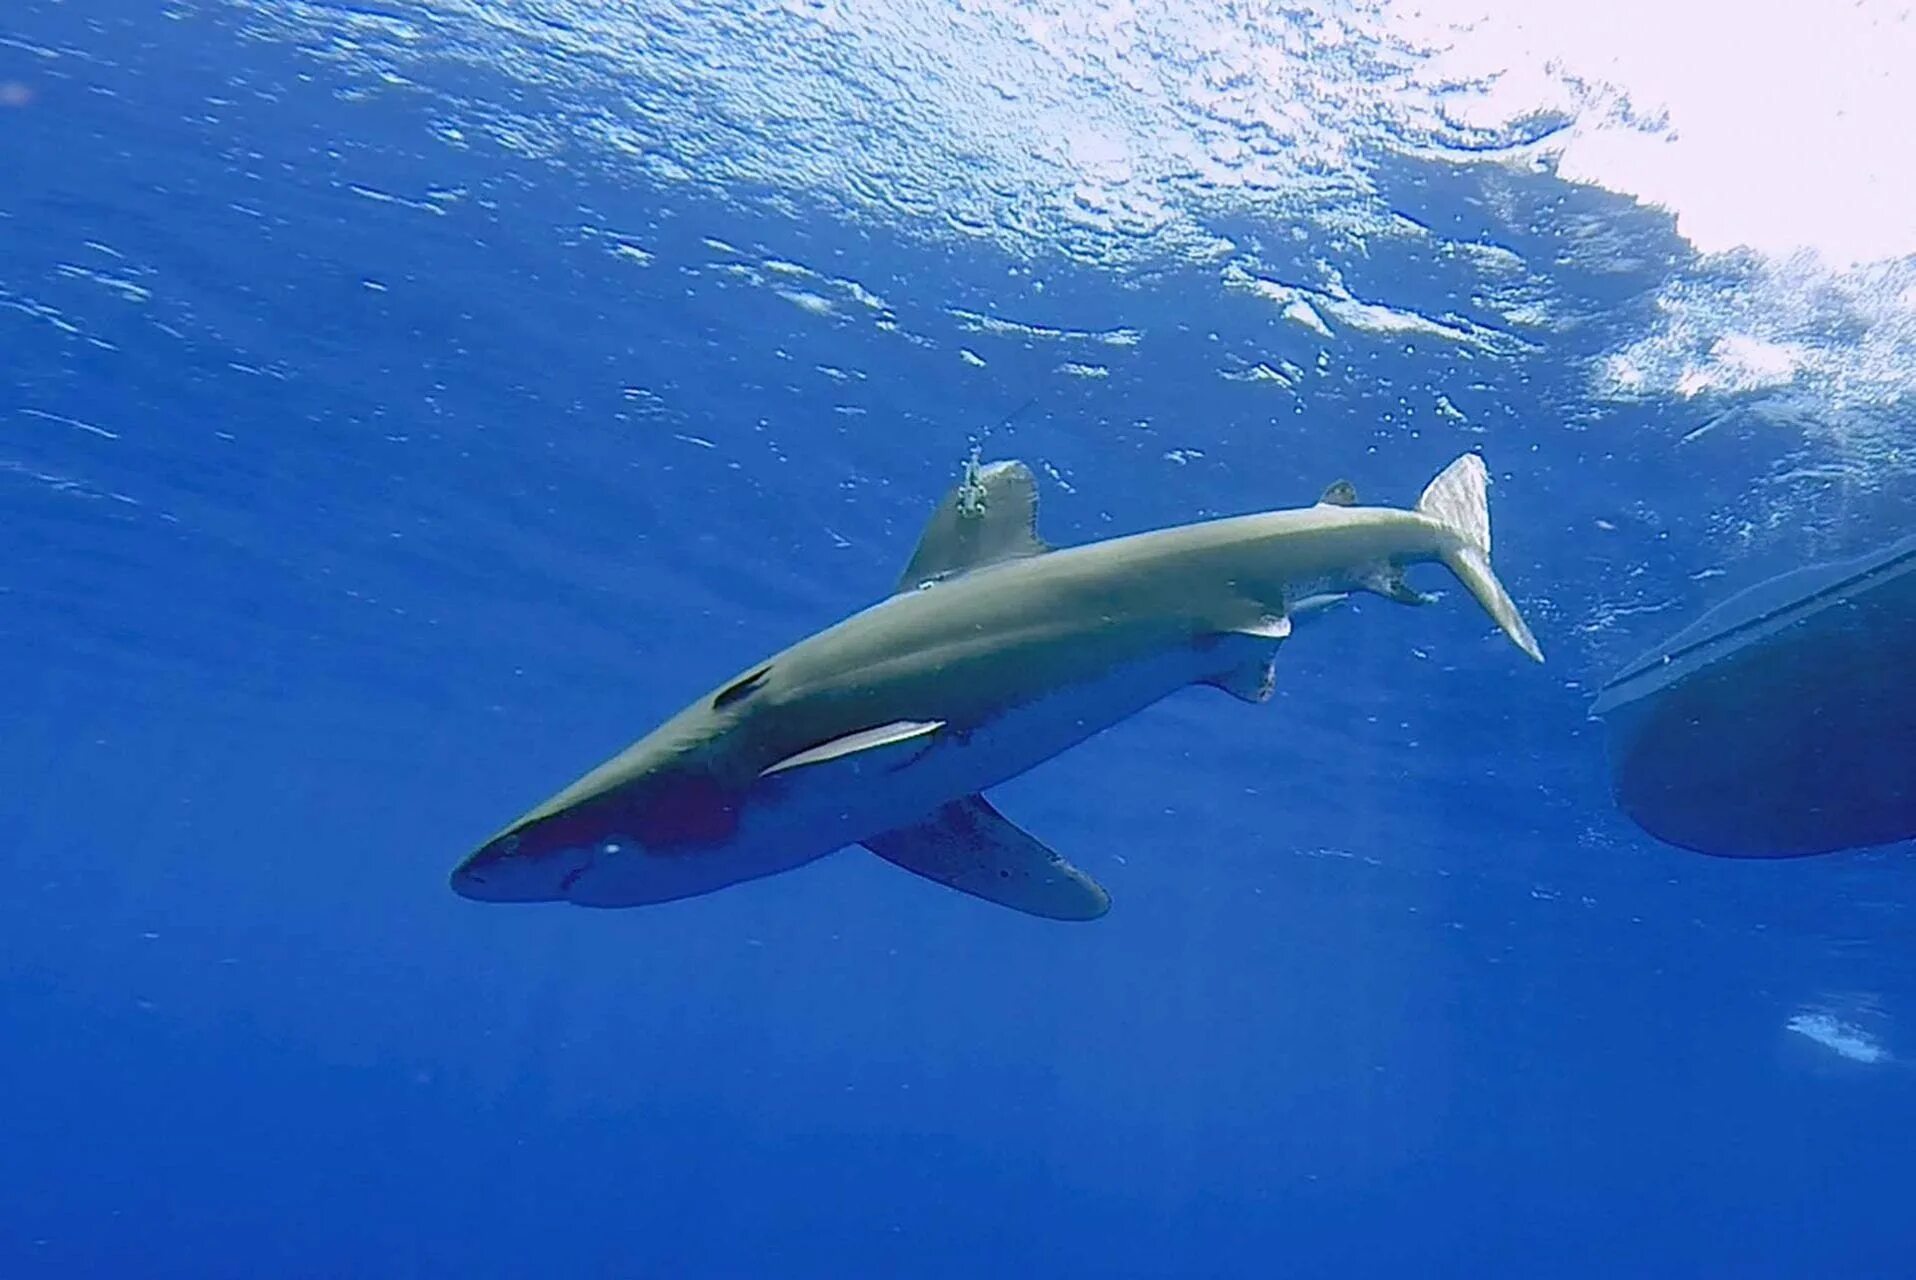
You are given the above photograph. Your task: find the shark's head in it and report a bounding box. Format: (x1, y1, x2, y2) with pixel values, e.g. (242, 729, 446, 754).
(449, 678, 795, 904)
(449, 809, 612, 904)
(449, 759, 751, 903)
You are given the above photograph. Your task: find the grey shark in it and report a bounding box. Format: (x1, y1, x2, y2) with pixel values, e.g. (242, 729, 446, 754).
(452, 451, 1543, 919)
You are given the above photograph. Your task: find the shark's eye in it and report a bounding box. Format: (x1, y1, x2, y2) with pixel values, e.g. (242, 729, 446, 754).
(713, 663, 773, 710)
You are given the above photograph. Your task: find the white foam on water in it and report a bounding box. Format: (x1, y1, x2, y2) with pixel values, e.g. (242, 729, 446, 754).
(1786, 1011, 1890, 1065)
(1390, 1, 1916, 426)
(230, 0, 1915, 454)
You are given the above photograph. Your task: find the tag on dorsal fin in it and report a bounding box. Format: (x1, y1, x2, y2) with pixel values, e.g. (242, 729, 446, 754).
(897, 452, 1050, 591)
(1318, 479, 1358, 506)
(761, 719, 944, 777)
(864, 795, 1110, 921)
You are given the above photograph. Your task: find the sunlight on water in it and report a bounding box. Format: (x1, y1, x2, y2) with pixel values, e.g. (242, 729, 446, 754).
(229, 0, 1915, 501)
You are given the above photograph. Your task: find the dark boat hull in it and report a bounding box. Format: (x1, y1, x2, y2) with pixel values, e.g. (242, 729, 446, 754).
(1593, 534, 1916, 857)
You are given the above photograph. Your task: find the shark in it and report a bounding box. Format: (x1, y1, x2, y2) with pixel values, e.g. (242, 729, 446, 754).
(451, 450, 1543, 920)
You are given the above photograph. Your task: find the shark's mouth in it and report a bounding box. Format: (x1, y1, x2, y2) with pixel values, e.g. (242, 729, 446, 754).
(450, 832, 594, 903)
(453, 770, 753, 903)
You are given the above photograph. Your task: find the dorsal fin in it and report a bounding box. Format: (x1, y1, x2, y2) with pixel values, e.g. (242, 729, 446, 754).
(1318, 479, 1358, 506)
(897, 451, 1049, 591)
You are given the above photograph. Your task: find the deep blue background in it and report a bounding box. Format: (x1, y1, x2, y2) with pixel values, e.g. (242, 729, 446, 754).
(4, 3, 1911, 1276)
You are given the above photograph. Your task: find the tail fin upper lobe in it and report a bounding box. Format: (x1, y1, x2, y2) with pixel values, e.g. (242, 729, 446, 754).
(1417, 454, 1544, 662)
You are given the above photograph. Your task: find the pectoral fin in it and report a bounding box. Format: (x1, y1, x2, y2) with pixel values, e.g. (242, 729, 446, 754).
(864, 795, 1110, 921)
(761, 720, 945, 777)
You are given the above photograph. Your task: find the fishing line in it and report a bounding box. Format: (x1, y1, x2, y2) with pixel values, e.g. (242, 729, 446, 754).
(969, 395, 1039, 458)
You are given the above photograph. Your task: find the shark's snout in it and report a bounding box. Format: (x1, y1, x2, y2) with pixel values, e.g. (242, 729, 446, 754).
(450, 832, 594, 903)
(451, 771, 746, 905)
(452, 761, 850, 908)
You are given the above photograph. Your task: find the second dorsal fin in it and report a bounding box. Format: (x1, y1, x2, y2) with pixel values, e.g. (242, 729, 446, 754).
(897, 450, 1050, 591)
(1318, 479, 1358, 506)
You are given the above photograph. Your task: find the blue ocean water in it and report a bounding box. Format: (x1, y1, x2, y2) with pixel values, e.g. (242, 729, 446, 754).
(5, 2, 1913, 1275)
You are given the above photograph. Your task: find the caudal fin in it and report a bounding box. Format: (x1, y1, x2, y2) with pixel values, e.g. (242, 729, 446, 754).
(1416, 454, 1544, 662)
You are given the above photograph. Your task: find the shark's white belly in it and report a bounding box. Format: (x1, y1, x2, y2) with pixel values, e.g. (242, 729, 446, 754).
(565, 643, 1227, 907)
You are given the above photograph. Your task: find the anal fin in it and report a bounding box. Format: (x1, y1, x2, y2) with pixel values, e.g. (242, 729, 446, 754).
(1199, 608, 1291, 704)
(1205, 651, 1278, 703)
(1363, 565, 1438, 606)
(864, 795, 1110, 921)
(1226, 612, 1291, 641)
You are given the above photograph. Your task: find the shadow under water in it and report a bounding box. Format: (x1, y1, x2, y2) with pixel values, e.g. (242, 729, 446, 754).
(1593, 532, 1916, 857)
